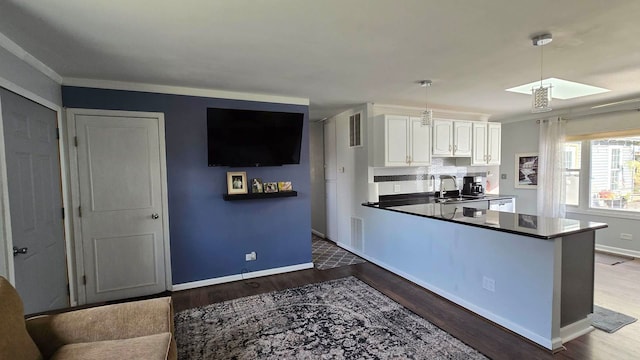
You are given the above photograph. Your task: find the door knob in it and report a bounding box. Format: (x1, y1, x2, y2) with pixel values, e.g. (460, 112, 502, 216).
(151, 213, 160, 220)
(13, 247, 28, 256)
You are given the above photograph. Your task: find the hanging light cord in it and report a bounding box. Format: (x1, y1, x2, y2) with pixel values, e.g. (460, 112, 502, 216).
(540, 43, 544, 87)
(425, 82, 429, 111)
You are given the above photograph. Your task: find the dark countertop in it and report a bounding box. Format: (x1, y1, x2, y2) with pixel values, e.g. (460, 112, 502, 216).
(363, 198, 607, 240)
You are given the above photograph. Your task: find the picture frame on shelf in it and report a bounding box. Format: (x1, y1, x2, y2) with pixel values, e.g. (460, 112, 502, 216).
(264, 182, 279, 193)
(515, 153, 538, 189)
(227, 171, 248, 194)
(278, 181, 292, 192)
(251, 178, 263, 193)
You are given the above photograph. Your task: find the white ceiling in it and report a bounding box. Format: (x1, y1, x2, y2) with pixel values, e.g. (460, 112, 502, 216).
(1, 0, 640, 121)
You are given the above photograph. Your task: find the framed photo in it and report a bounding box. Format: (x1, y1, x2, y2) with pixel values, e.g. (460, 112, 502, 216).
(264, 182, 279, 193)
(278, 181, 292, 192)
(251, 178, 263, 193)
(515, 153, 538, 189)
(227, 171, 248, 194)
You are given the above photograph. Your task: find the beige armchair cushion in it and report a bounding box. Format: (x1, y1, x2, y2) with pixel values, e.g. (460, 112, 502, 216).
(26, 297, 176, 359)
(50, 333, 172, 360)
(0, 276, 43, 360)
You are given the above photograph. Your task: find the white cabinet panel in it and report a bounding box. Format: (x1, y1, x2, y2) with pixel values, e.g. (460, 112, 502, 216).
(385, 115, 409, 166)
(453, 121, 472, 156)
(432, 119, 452, 156)
(471, 122, 501, 166)
(487, 123, 502, 165)
(433, 119, 472, 157)
(374, 115, 431, 167)
(409, 117, 431, 165)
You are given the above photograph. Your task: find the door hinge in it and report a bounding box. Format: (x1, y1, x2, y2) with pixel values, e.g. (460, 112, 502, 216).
(62, 207, 65, 219)
(56, 128, 60, 140)
(78, 206, 82, 217)
(82, 275, 86, 285)
(66, 283, 70, 296)
(74, 136, 78, 147)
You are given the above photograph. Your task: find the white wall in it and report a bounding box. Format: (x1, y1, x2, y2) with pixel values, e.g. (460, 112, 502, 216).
(0, 41, 62, 279)
(309, 121, 326, 236)
(500, 120, 539, 214)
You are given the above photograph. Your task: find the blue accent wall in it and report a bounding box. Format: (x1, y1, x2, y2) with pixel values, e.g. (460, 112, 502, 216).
(62, 86, 311, 284)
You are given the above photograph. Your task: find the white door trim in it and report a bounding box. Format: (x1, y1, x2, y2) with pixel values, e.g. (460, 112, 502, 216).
(0, 79, 76, 306)
(65, 108, 172, 304)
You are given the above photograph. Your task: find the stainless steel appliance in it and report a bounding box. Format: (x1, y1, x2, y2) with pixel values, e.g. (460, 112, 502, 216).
(462, 176, 484, 197)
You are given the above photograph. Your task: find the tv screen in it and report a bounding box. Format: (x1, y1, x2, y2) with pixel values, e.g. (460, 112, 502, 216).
(207, 108, 304, 167)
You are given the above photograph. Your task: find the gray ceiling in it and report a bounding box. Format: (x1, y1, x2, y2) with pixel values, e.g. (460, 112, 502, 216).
(1, 0, 640, 121)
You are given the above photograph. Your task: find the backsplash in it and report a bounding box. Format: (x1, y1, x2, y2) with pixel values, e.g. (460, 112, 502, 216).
(372, 158, 500, 197)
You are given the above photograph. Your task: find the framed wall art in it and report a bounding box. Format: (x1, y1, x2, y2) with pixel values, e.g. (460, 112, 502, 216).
(515, 153, 538, 189)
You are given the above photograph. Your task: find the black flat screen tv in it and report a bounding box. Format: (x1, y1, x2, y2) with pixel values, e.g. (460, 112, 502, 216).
(207, 108, 304, 167)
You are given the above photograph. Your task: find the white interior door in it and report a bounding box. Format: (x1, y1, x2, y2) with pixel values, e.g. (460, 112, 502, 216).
(71, 110, 168, 304)
(323, 120, 338, 241)
(0, 88, 68, 314)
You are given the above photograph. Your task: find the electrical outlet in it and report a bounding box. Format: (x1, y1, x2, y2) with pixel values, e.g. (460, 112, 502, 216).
(620, 233, 633, 241)
(245, 251, 257, 261)
(393, 184, 401, 193)
(482, 276, 495, 292)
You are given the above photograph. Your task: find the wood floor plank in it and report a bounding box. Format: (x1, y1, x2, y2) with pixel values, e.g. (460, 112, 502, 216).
(171, 256, 640, 359)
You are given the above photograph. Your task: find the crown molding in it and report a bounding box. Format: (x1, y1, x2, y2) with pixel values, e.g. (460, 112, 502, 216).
(62, 78, 310, 106)
(0, 32, 63, 84)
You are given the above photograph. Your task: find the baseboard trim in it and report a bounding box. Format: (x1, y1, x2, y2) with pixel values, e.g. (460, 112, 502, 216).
(595, 244, 640, 258)
(311, 229, 325, 238)
(240, 262, 314, 280)
(560, 318, 593, 344)
(171, 262, 314, 291)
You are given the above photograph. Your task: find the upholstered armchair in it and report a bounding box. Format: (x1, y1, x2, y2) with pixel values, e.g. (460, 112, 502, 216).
(0, 276, 177, 360)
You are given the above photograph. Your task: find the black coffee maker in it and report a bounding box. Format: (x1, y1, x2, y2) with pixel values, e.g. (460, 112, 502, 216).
(462, 176, 484, 197)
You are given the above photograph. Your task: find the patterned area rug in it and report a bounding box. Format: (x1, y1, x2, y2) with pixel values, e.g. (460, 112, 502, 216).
(175, 276, 487, 359)
(312, 234, 365, 270)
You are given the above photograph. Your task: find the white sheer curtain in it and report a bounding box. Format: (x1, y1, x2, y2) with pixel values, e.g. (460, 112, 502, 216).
(537, 118, 566, 217)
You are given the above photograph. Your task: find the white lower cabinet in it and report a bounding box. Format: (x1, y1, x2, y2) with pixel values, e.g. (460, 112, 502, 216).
(374, 115, 431, 167)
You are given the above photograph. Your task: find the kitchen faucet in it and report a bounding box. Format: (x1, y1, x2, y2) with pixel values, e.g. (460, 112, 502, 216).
(430, 174, 435, 192)
(439, 175, 457, 199)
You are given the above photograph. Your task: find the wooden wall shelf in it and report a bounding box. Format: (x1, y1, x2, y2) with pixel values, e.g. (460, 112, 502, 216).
(223, 191, 298, 201)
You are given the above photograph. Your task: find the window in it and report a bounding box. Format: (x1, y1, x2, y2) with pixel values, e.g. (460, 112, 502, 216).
(588, 137, 640, 211)
(349, 113, 362, 147)
(564, 142, 581, 206)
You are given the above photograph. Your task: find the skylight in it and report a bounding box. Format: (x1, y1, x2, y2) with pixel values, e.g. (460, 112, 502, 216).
(506, 78, 609, 100)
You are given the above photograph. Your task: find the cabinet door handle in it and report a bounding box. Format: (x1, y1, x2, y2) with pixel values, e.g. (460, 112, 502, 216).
(454, 144, 457, 153)
(488, 154, 492, 162)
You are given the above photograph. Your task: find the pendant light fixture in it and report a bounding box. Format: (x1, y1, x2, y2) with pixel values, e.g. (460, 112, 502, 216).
(531, 33, 553, 113)
(419, 80, 433, 126)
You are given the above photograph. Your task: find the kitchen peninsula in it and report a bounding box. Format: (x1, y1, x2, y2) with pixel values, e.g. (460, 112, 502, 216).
(360, 199, 607, 352)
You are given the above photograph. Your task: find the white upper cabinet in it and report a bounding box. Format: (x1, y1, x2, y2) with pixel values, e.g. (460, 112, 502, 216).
(453, 121, 472, 156)
(373, 115, 431, 167)
(487, 122, 501, 165)
(471, 122, 501, 165)
(432, 119, 472, 157)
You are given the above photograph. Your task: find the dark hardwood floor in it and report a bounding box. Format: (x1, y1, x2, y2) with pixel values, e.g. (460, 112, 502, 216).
(172, 260, 640, 360)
